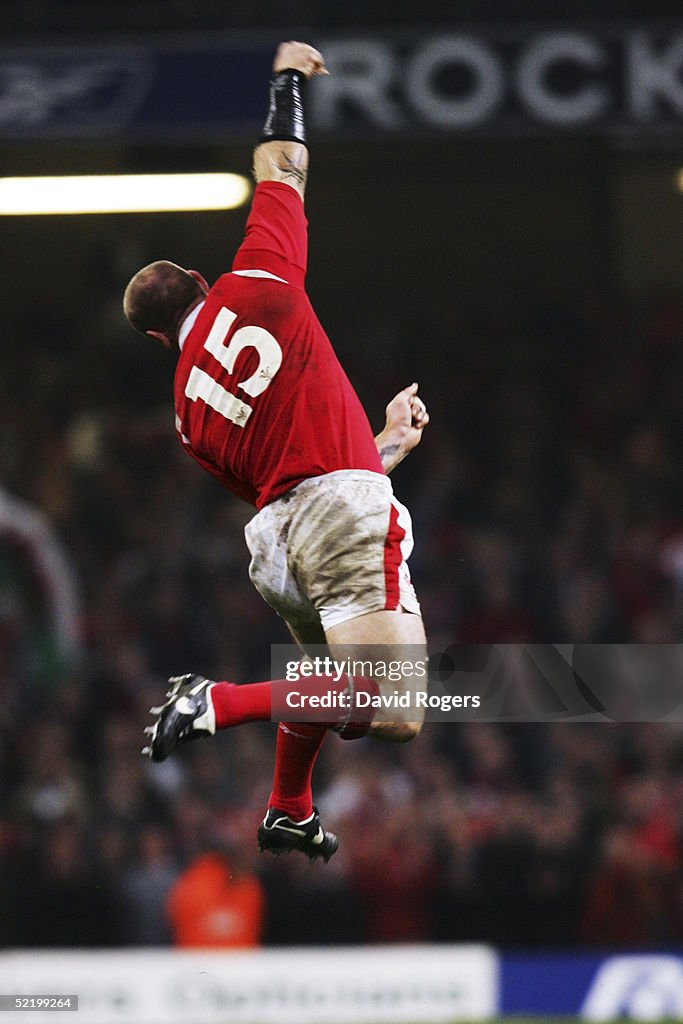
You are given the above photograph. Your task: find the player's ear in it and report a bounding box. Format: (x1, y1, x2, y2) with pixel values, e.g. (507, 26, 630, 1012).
(187, 269, 209, 293)
(146, 329, 174, 349)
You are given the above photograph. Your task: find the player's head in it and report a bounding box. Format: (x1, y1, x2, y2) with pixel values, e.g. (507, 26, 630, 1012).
(123, 260, 208, 348)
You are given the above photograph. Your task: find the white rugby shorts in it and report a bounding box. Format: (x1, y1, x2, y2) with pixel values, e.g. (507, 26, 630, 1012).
(244, 470, 421, 634)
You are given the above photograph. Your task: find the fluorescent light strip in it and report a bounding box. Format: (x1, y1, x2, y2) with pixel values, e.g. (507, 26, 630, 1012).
(0, 173, 251, 215)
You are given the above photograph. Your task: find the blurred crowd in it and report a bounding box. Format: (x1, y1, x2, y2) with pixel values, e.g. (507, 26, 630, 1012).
(1, 283, 682, 950)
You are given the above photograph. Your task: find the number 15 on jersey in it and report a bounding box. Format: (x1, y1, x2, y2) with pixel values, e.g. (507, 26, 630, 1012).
(184, 306, 283, 427)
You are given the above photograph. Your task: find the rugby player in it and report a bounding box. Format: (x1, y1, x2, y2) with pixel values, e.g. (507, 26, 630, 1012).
(123, 41, 429, 861)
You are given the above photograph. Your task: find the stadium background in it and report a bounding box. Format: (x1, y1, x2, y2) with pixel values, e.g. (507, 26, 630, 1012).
(1, 1, 683, 1021)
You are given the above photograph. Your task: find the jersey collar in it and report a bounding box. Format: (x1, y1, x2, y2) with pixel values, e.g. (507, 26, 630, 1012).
(178, 300, 205, 351)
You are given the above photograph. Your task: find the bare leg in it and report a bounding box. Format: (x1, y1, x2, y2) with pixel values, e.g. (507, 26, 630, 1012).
(286, 618, 327, 658)
(325, 608, 427, 742)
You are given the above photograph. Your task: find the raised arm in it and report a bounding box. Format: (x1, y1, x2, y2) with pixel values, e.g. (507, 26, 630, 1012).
(252, 41, 328, 202)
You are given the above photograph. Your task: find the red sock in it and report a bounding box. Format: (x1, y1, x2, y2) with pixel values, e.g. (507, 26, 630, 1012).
(268, 722, 327, 821)
(210, 675, 379, 732)
(210, 681, 272, 728)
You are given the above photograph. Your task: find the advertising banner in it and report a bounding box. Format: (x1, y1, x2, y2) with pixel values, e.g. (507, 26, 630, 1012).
(0, 24, 682, 141)
(0, 945, 497, 1024)
(501, 952, 683, 1020)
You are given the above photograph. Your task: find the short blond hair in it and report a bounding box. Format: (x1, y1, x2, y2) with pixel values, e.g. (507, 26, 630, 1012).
(123, 260, 203, 336)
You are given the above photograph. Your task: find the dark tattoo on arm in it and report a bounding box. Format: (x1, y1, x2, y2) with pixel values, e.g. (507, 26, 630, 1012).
(277, 151, 307, 187)
(378, 443, 401, 470)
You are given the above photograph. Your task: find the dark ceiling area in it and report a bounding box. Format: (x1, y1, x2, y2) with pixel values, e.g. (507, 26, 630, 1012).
(1, 1, 681, 37)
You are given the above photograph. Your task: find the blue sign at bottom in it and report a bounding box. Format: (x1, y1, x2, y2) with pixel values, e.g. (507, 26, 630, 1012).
(501, 953, 683, 1019)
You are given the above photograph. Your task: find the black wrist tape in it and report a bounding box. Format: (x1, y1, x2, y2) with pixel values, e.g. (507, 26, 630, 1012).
(260, 69, 307, 145)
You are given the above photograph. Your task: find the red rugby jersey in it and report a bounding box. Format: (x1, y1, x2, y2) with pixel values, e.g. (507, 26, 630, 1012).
(173, 181, 383, 509)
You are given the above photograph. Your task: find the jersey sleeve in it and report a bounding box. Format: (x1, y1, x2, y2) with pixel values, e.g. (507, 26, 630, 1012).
(232, 180, 308, 289)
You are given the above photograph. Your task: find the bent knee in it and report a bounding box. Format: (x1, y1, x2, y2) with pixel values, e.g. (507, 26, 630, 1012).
(369, 719, 423, 743)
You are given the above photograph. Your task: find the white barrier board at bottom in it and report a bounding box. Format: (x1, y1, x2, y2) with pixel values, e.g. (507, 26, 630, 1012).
(0, 945, 497, 1024)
